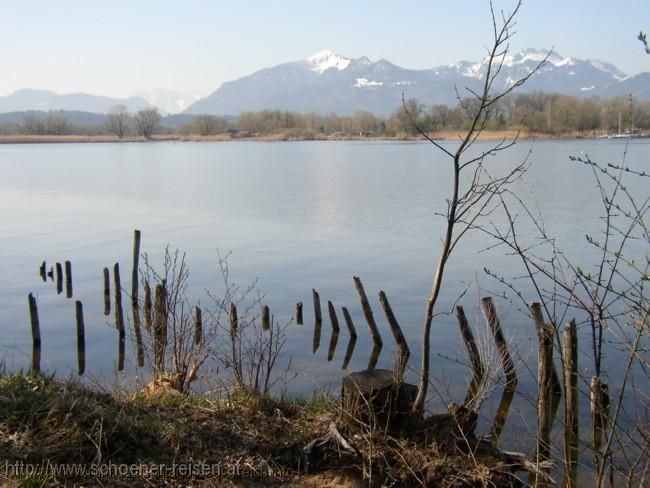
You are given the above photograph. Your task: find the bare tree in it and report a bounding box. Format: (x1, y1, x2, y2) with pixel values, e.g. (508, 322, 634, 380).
(193, 114, 226, 136)
(106, 105, 130, 139)
(134, 107, 161, 140)
(410, 0, 547, 413)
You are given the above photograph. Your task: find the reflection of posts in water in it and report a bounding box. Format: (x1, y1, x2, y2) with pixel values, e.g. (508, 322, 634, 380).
(295, 301, 303, 325)
(194, 306, 202, 345)
(75, 301, 86, 375)
(327, 329, 339, 361)
(132, 304, 145, 367)
(378, 291, 410, 378)
(311, 290, 321, 353)
(481, 297, 517, 387)
(562, 320, 578, 488)
(143, 281, 152, 332)
(39, 261, 47, 282)
(326, 301, 340, 361)
(490, 384, 516, 442)
(341, 307, 357, 370)
(531, 302, 562, 396)
(28, 293, 41, 373)
(457, 305, 486, 409)
(103, 267, 111, 316)
(591, 377, 609, 451)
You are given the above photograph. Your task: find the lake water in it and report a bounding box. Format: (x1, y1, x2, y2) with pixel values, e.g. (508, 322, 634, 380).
(1, 139, 647, 454)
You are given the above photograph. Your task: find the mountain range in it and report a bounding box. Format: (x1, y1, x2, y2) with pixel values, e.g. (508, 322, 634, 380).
(185, 49, 648, 116)
(2, 49, 648, 117)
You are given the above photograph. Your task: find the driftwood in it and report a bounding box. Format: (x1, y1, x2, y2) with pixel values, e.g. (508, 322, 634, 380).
(303, 421, 358, 469)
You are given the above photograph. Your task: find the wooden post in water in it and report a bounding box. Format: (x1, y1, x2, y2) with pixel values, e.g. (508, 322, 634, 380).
(536, 322, 554, 486)
(194, 306, 202, 345)
(103, 267, 110, 315)
(39, 261, 47, 282)
(28, 293, 41, 373)
(353, 277, 383, 348)
(132, 304, 145, 368)
(144, 281, 152, 332)
(75, 301, 86, 375)
(47, 266, 54, 281)
(296, 301, 303, 325)
(490, 385, 515, 441)
(327, 301, 340, 361)
(153, 283, 168, 377)
(65, 260, 73, 298)
(261, 304, 270, 331)
(531, 302, 562, 396)
(114, 263, 125, 371)
(563, 319, 578, 488)
(56, 262, 63, 294)
(378, 290, 410, 378)
(131, 229, 141, 308)
(481, 297, 517, 387)
(312, 290, 322, 353)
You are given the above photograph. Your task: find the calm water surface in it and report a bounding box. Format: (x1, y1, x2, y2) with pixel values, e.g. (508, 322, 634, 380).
(1, 139, 647, 452)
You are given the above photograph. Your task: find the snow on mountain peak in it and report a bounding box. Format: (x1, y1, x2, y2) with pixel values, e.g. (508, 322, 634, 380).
(306, 50, 351, 73)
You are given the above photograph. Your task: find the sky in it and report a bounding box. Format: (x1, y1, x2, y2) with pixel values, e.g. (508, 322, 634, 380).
(2, 0, 649, 99)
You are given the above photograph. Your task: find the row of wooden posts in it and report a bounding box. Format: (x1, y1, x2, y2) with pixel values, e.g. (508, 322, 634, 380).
(27, 230, 608, 486)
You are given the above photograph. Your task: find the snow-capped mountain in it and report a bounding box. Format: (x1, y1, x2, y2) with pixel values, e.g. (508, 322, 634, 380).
(185, 49, 646, 116)
(0, 89, 151, 114)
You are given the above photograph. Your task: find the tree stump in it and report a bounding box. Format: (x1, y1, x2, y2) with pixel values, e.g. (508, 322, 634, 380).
(341, 369, 417, 433)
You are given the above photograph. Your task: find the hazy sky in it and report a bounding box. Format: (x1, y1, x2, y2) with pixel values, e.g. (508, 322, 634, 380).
(2, 0, 649, 98)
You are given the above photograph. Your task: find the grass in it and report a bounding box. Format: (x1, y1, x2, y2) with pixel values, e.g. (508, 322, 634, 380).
(0, 371, 537, 486)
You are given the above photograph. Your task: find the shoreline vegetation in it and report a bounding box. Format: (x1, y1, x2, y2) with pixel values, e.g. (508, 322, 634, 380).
(1, 129, 645, 144)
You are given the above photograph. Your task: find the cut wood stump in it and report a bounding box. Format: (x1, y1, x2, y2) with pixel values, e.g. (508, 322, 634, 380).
(341, 369, 417, 432)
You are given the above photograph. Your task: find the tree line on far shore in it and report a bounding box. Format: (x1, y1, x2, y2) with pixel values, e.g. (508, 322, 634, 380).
(0, 92, 648, 139)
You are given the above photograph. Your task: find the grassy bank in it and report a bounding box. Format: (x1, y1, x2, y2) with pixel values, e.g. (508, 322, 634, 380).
(0, 129, 627, 145)
(0, 372, 535, 487)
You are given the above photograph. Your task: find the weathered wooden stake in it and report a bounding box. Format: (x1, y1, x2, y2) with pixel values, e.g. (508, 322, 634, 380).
(261, 304, 270, 331)
(103, 267, 110, 315)
(531, 302, 562, 396)
(47, 266, 54, 281)
(536, 323, 554, 486)
(56, 262, 63, 294)
(39, 261, 47, 282)
(75, 301, 86, 375)
(194, 306, 202, 345)
(456, 305, 484, 378)
(153, 283, 168, 376)
(144, 281, 152, 332)
(296, 301, 303, 325)
(481, 297, 517, 387)
(378, 290, 410, 378)
(591, 377, 610, 450)
(368, 343, 382, 370)
(563, 320, 578, 488)
(113, 263, 124, 331)
(327, 301, 340, 332)
(353, 277, 382, 347)
(28, 293, 41, 373)
(131, 229, 141, 308)
(65, 260, 73, 298)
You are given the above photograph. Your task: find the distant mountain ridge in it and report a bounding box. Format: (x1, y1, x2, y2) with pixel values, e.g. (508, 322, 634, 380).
(0, 89, 151, 114)
(185, 48, 648, 116)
